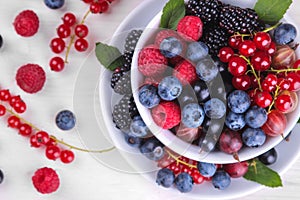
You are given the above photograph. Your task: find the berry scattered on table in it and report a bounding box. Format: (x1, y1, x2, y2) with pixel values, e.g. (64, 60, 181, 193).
(174, 172, 194, 193)
(212, 170, 231, 190)
(13, 10, 39, 37)
(156, 168, 175, 188)
(44, 0, 65, 9)
(197, 162, 217, 178)
(0, 169, 4, 184)
(32, 167, 60, 194)
(258, 148, 278, 165)
(0, 34, 3, 49)
(55, 110, 76, 131)
(223, 161, 249, 178)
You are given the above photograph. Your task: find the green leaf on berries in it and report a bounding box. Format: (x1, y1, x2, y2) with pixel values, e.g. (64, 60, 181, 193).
(243, 159, 283, 188)
(298, 118, 300, 123)
(160, 0, 185, 30)
(254, 0, 293, 25)
(95, 42, 125, 71)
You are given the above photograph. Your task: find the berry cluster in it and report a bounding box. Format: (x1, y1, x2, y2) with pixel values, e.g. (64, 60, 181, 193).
(82, 0, 114, 14)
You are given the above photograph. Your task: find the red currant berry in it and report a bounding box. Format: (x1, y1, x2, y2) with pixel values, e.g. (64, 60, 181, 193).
(218, 47, 234, 63)
(83, 0, 93, 3)
(7, 116, 21, 129)
(239, 40, 257, 57)
(90, 2, 101, 13)
(181, 165, 192, 175)
(179, 156, 190, 163)
(45, 145, 61, 160)
(18, 123, 32, 136)
(75, 24, 89, 38)
(228, 56, 248, 76)
(13, 100, 27, 113)
(250, 75, 262, 88)
(62, 13, 76, 27)
(9, 95, 21, 107)
(99, 1, 110, 13)
(74, 38, 89, 52)
(50, 38, 66, 54)
(232, 75, 251, 90)
(30, 135, 41, 148)
(251, 51, 271, 71)
(254, 91, 272, 108)
(57, 24, 71, 38)
(46, 137, 57, 147)
(266, 41, 276, 56)
(262, 74, 278, 92)
(278, 78, 290, 90)
(36, 131, 50, 145)
(0, 89, 11, 101)
(191, 169, 204, 184)
(49, 56, 65, 72)
(275, 94, 293, 113)
(60, 150, 75, 164)
(287, 72, 300, 92)
(293, 59, 300, 76)
(0, 104, 6, 116)
(253, 32, 271, 50)
(229, 35, 242, 49)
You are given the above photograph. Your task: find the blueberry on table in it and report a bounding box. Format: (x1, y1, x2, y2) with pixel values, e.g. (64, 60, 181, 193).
(258, 148, 278, 165)
(212, 170, 231, 190)
(0, 34, 3, 49)
(0, 169, 3, 184)
(156, 168, 175, 188)
(274, 23, 297, 45)
(174, 172, 194, 193)
(55, 110, 76, 131)
(44, 0, 65, 9)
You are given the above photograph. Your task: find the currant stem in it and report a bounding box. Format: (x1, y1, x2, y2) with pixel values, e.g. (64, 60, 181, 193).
(268, 85, 281, 113)
(250, 159, 258, 174)
(166, 150, 197, 169)
(268, 68, 300, 73)
(240, 55, 262, 91)
(263, 22, 281, 33)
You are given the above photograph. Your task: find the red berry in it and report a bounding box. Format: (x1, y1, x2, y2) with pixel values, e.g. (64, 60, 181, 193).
(90, 2, 101, 13)
(253, 32, 271, 50)
(60, 150, 75, 164)
(251, 51, 271, 71)
(191, 169, 204, 184)
(13, 100, 27, 113)
(247, 89, 257, 105)
(274, 94, 293, 113)
(9, 95, 22, 107)
(83, 0, 93, 3)
(254, 91, 272, 108)
(0, 89, 11, 101)
(46, 137, 57, 147)
(19, 123, 32, 136)
(239, 40, 257, 57)
(57, 24, 71, 38)
(223, 161, 249, 178)
(219, 129, 243, 155)
(62, 13, 76, 26)
(32, 167, 60, 194)
(218, 47, 234, 63)
(266, 41, 276, 56)
(287, 72, 300, 91)
(36, 131, 50, 145)
(13, 10, 39, 37)
(99, 1, 110, 13)
(232, 75, 251, 90)
(74, 38, 88, 52)
(228, 56, 248, 76)
(229, 35, 242, 49)
(0, 104, 6, 116)
(262, 74, 278, 92)
(50, 38, 65, 53)
(7, 116, 21, 129)
(177, 16, 203, 42)
(278, 78, 290, 90)
(45, 145, 61, 160)
(30, 135, 41, 148)
(262, 110, 287, 137)
(49, 56, 65, 72)
(293, 59, 300, 76)
(107, 0, 115, 3)
(75, 24, 89, 38)
(181, 165, 192, 175)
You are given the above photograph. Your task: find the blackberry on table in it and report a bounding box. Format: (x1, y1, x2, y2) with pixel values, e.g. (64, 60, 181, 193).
(113, 71, 132, 95)
(219, 5, 264, 34)
(123, 51, 133, 69)
(186, 0, 223, 25)
(124, 29, 143, 54)
(110, 65, 130, 89)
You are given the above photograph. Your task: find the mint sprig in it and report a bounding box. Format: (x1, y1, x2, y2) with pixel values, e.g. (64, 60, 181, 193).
(244, 159, 283, 188)
(254, 0, 293, 25)
(95, 42, 125, 71)
(159, 0, 185, 30)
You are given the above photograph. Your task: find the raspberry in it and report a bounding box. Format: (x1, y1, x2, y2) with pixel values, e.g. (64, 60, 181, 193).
(144, 75, 163, 87)
(16, 64, 46, 94)
(138, 45, 168, 76)
(13, 10, 39, 37)
(32, 167, 60, 194)
(173, 60, 197, 85)
(177, 16, 203, 42)
(151, 101, 181, 129)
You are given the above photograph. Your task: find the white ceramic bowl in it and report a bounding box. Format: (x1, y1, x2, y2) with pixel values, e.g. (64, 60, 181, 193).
(131, 1, 300, 164)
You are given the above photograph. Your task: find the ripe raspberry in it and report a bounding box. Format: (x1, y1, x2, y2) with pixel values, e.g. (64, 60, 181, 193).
(16, 64, 46, 94)
(32, 167, 60, 194)
(173, 60, 197, 85)
(144, 75, 163, 87)
(177, 16, 203, 42)
(151, 101, 181, 129)
(13, 10, 39, 37)
(138, 45, 168, 76)
(154, 30, 178, 46)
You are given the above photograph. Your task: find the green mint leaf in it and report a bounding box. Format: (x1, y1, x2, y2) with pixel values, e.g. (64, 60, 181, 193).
(298, 118, 300, 123)
(244, 159, 283, 188)
(95, 42, 125, 71)
(254, 0, 293, 25)
(159, 0, 185, 30)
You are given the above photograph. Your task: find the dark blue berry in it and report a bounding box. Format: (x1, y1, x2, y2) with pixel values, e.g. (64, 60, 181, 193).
(159, 37, 183, 58)
(212, 171, 231, 190)
(245, 106, 267, 128)
(196, 56, 218, 82)
(158, 76, 182, 101)
(227, 90, 251, 114)
(44, 0, 65, 9)
(139, 137, 165, 161)
(274, 23, 297, 45)
(0, 35, 3, 49)
(182, 103, 205, 128)
(138, 84, 160, 108)
(130, 116, 149, 138)
(204, 98, 226, 119)
(0, 169, 3, 184)
(186, 41, 209, 62)
(156, 168, 175, 188)
(124, 133, 142, 148)
(55, 110, 76, 130)
(242, 128, 266, 147)
(258, 148, 277, 165)
(225, 111, 246, 131)
(197, 162, 217, 177)
(174, 172, 194, 193)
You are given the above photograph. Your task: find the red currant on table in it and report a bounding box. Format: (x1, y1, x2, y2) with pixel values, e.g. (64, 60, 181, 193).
(228, 35, 242, 49)
(46, 137, 57, 147)
(57, 24, 71, 38)
(191, 169, 204, 184)
(83, 0, 93, 3)
(45, 145, 61, 160)
(254, 91, 272, 108)
(251, 51, 271, 71)
(99, 1, 110, 13)
(90, 2, 101, 13)
(262, 74, 277, 92)
(49, 56, 65, 72)
(36, 131, 50, 145)
(30, 134, 42, 148)
(239, 40, 257, 57)
(0, 105, 6, 116)
(0, 89, 11, 101)
(60, 150, 75, 164)
(13, 100, 27, 114)
(218, 47, 234, 63)
(7, 116, 21, 129)
(62, 12, 77, 26)
(232, 75, 251, 90)
(74, 38, 89, 52)
(9, 95, 21, 107)
(75, 24, 89, 38)
(253, 32, 271, 50)
(18, 123, 32, 136)
(228, 56, 248, 76)
(50, 38, 66, 54)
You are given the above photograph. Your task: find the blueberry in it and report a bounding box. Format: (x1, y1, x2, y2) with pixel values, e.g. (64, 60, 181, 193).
(0, 169, 3, 184)
(124, 133, 143, 148)
(258, 148, 278, 165)
(225, 111, 246, 131)
(196, 56, 219, 82)
(158, 76, 182, 101)
(139, 137, 165, 161)
(174, 172, 193, 193)
(193, 81, 210, 103)
(245, 106, 267, 128)
(0, 34, 3, 49)
(212, 171, 231, 190)
(197, 162, 217, 177)
(138, 84, 160, 108)
(55, 110, 76, 130)
(242, 128, 266, 147)
(227, 90, 251, 114)
(186, 41, 209, 62)
(159, 37, 183, 58)
(156, 168, 175, 188)
(204, 98, 226, 119)
(182, 103, 205, 128)
(274, 23, 297, 45)
(130, 116, 149, 138)
(44, 0, 65, 9)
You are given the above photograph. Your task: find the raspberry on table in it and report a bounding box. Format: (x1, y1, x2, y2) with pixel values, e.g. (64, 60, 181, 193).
(16, 64, 46, 94)
(177, 16, 203, 42)
(13, 10, 39, 37)
(32, 167, 60, 194)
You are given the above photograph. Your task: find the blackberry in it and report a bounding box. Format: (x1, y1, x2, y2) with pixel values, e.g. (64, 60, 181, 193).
(186, 0, 223, 25)
(113, 71, 132, 95)
(129, 95, 139, 118)
(123, 52, 133, 69)
(219, 5, 264, 34)
(124, 29, 143, 54)
(111, 66, 130, 89)
(201, 25, 229, 57)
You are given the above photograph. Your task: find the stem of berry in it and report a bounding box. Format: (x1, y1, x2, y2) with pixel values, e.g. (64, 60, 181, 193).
(267, 85, 281, 113)
(263, 22, 281, 33)
(249, 159, 258, 174)
(268, 68, 300, 73)
(166, 150, 197, 169)
(240, 55, 262, 91)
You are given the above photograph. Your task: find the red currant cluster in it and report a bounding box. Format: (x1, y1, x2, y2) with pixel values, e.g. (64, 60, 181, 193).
(83, 0, 114, 14)
(49, 12, 90, 72)
(0, 90, 26, 114)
